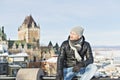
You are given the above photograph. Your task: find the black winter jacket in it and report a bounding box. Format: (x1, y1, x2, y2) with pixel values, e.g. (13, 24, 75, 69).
(57, 36, 94, 76)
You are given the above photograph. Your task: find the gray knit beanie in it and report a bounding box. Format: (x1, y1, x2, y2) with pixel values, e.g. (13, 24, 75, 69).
(70, 26, 84, 37)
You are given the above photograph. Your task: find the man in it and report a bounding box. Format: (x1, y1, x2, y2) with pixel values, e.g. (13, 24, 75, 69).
(57, 26, 97, 80)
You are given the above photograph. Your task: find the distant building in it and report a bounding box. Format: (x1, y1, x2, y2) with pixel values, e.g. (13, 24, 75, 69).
(1, 15, 58, 62)
(0, 26, 7, 41)
(0, 44, 9, 75)
(18, 15, 40, 48)
(0, 26, 8, 47)
(8, 15, 40, 51)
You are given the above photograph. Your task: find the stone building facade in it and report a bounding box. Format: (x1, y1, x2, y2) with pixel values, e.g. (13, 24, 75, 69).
(18, 15, 40, 46)
(8, 15, 41, 59)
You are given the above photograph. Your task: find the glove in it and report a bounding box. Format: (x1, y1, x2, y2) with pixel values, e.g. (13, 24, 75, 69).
(72, 62, 84, 72)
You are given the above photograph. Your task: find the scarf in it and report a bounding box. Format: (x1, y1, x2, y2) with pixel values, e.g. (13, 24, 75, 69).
(69, 37, 83, 61)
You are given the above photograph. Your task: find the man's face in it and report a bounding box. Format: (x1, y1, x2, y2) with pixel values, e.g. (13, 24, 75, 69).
(70, 31, 80, 40)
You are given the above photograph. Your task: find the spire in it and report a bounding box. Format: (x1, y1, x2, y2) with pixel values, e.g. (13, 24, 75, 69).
(48, 41, 53, 48)
(22, 15, 37, 28)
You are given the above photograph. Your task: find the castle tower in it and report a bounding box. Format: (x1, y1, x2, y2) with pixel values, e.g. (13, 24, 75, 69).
(18, 15, 40, 45)
(0, 26, 7, 41)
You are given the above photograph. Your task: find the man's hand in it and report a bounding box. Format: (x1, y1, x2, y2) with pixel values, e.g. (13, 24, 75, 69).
(72, 62, 84, 72)
(72, 65, 80, 72)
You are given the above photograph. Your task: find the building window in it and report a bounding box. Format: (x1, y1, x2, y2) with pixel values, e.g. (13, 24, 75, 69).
(3, 65, 7, 71)
(16, 44, 18, 49)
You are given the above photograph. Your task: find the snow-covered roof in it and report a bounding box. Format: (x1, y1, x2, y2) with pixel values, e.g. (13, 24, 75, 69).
(9, 64, 21, 68)
(0, 52, 9, 56)
(43, 57, 58, 63)
(9, 52, 28, 57)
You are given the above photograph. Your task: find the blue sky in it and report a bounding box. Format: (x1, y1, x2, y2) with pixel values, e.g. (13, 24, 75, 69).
(0, 0, 120, 46)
